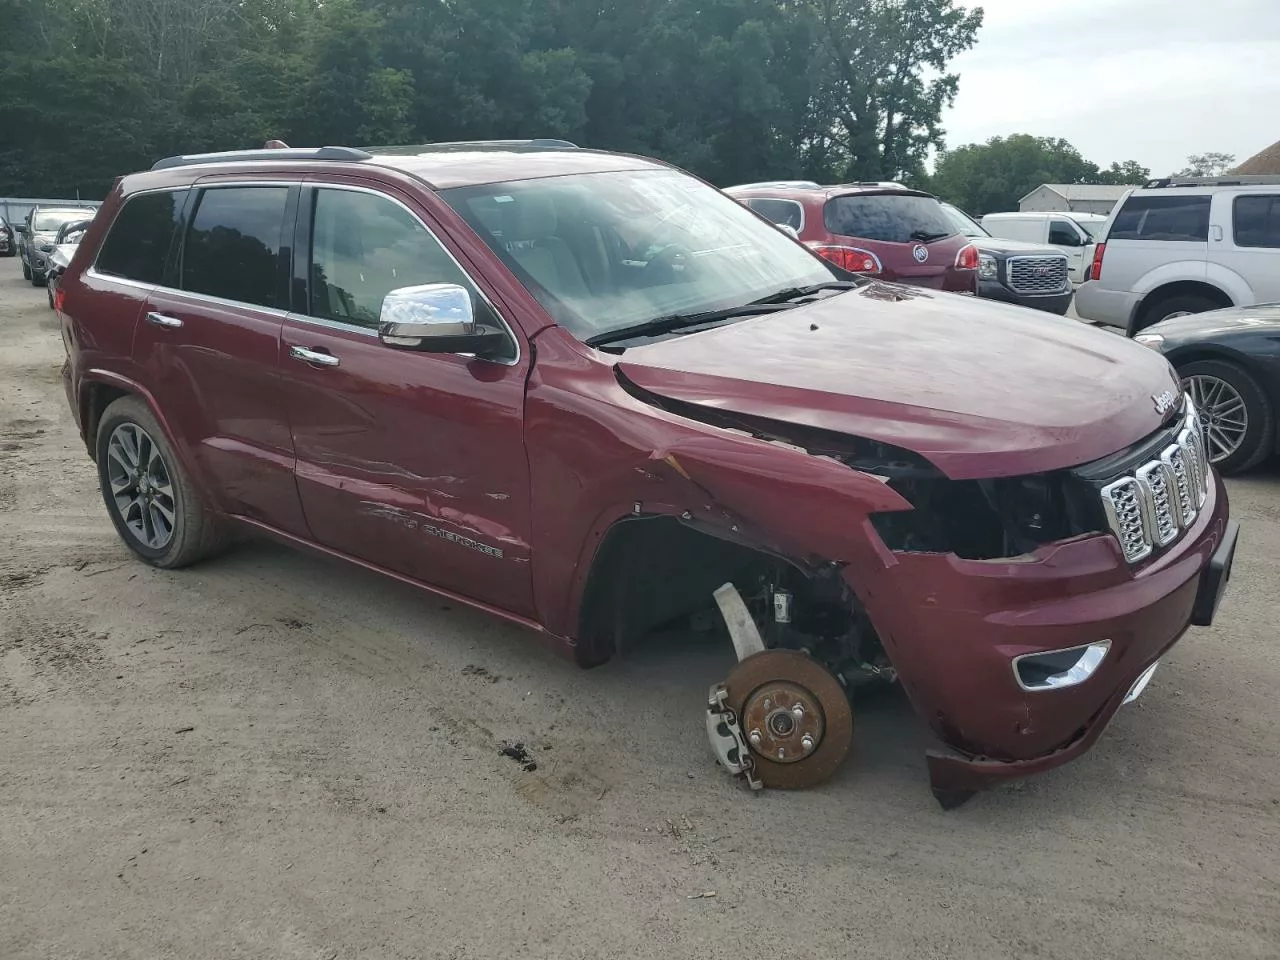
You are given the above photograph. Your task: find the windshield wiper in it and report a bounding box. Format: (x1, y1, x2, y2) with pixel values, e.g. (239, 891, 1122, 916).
(751, 280, 862, 305)
(909, 230, 950, 243)
(585, 302, 795, 348)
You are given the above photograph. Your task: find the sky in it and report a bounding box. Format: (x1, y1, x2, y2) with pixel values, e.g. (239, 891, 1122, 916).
(941, 0, 1280, 175)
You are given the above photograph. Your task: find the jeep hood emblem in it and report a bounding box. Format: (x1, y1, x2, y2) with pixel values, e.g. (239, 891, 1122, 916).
(1152, 389, 1178, 417)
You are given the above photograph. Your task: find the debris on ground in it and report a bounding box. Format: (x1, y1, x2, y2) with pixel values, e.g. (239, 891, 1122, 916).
(499, 741, 538, 772)
(687, 891, 717, 900)
(462, 664, 502, 683)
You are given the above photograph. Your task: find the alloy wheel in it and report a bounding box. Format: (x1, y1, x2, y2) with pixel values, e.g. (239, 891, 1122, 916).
(1186, 375, 1248, 464)
(105, 423, 177, 549)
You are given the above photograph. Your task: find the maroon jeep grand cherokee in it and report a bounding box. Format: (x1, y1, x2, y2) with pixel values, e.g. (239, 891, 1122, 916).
(58, 141, 1237, 806)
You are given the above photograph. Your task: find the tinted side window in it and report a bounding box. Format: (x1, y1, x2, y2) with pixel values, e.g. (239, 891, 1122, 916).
(823, 194, 956, 243)
(1110, 195, 1210, 242)
(1048, 220, 1081, 246)
(96, 191, 188, 284)
(182, 187, 289, 308)
(745, 198, 804, 231)
(1233, 195, 1280, 249)
(309, 188, 473, 328)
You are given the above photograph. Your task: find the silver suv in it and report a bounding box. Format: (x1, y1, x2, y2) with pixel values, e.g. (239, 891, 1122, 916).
(1076, 176, 1280, 335)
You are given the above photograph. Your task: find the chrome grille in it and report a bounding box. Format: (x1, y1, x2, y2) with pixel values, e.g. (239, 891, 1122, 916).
(1007, 255, 1070, 294)
(1100, 401, 1213, 564)
(1101, 477, 1151, 562)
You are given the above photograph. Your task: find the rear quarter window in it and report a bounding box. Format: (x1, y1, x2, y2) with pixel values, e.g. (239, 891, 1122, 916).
(95, 190, 188, 284)
(1109, 195, 1210, 242)
(1232, 195, 1280, 248)
(744, 197, 804, 231)
(824, 194, 956, 244)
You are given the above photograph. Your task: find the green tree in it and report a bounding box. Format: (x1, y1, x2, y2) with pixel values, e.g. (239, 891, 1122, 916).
(1174, 152, 1236, 178)
(1096, 160, 1151, 185)
(930, 134, 1101, 214)
(802, 0, 984, 182)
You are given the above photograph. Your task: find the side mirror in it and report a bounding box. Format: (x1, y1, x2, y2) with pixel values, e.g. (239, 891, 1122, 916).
(14, 224, 27, 236)
(377, 283, 509, 358)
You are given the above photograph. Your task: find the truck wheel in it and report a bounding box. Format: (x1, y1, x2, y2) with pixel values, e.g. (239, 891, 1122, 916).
(31, 272, 45, 287)
(95, 396, 227, 568)
(1142, 294, 1222, 328)
(22, 259, 31, 280)
(1180, 359, 1274, 474)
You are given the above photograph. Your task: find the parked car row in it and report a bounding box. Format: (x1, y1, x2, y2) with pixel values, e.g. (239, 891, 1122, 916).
(15, 204, 98, 287)
(1072, 175, 1280, 475)
(53, 139, 1236, 808)
(0, 214, 14, 257)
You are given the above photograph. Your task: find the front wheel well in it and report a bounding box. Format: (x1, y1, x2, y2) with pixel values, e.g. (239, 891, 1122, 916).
(575, 515, 886, 677)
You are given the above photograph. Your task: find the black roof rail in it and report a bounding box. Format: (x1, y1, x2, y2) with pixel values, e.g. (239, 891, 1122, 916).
(358, 139, 580, 154)
(1144, 174, 1280, 189)
(151, 146, 372, 171)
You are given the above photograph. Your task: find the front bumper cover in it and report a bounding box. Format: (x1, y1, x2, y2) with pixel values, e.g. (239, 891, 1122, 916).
(848, 473, 1234, 803)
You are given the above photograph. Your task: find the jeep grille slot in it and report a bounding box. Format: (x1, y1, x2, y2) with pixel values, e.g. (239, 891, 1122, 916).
(1097, 404, 1211, 565)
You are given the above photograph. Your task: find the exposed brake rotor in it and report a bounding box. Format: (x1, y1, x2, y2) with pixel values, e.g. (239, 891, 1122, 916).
(722, 649, 853, 790)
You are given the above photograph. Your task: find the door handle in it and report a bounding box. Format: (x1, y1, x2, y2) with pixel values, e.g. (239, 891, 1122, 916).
(289, 345, 341, 368)
(146, 312, 184, 329)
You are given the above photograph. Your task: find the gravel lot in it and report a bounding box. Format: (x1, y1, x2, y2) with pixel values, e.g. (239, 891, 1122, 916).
(2, 256, 1278, 959)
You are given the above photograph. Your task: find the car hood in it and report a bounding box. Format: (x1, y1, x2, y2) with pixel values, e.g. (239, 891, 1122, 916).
(1147, 302, 1280, 339)
(966, 236, 1067, 257)
(616, 284, 1183, 480)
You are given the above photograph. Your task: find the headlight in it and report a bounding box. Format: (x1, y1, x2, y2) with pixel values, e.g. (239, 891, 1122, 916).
(1134, 334, 1165, 350)
(978, 253, 998, 280)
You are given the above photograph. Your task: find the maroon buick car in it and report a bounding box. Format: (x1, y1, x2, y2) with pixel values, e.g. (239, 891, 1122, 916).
(57, 141, 1236, 806)
(724, 180, 979, 294)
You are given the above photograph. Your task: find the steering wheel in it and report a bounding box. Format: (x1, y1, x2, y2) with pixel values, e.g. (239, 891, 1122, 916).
(645, 241, 694, 281)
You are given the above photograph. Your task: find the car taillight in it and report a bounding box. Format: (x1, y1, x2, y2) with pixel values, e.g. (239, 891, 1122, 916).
(1091, 242, 1106, 282)
(53, 286, 66, 314)
(954, 243, 979, 271)
(806, 243, 882, 274)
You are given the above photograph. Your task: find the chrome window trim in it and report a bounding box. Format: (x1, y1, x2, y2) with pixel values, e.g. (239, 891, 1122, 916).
(86, 179, 521, 364)
(306, 183, 522, 366)
(744, 196, 806, 235)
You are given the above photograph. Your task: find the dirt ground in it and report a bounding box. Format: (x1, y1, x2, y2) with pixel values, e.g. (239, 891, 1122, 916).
(2, 255, 1278, 960)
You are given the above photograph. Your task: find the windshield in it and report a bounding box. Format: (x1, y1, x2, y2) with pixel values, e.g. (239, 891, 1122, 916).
(440, 170, 835, 342)
(823, 193, 957, 244)
(940, 202, 988, 238)
(1074, 218, 1104, 240)
(34, 209, 90, 232)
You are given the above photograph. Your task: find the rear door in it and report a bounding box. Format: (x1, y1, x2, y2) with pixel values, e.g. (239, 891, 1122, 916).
(1105, 193, 1211, 293)
(277, 180, 535, 616)
(1214, 192, 1280, 304)
(132, 182, 308, 534)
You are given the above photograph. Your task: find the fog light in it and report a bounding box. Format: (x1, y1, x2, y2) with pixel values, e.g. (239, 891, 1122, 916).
(1013, 640, 1111, 692)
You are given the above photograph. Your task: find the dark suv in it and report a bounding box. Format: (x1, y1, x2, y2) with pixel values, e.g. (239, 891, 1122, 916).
(58, 142, 1236, 806)
(725, 181, 978, 294)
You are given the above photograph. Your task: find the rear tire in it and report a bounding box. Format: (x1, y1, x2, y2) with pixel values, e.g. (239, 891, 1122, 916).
(21, 259, 31, 280)
(46, 284, 54, 310)
(1141, 294, 1223, 329)
(95, 396, 227, 568)
(1178, 359, 1274, 474)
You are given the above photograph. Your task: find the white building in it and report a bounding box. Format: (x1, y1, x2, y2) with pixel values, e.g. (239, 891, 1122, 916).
(1018, 184, 1131, 216)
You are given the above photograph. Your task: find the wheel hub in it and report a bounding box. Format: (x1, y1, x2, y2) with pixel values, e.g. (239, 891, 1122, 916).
(722, 649, 853, 789)
(743, 681, 824, 763)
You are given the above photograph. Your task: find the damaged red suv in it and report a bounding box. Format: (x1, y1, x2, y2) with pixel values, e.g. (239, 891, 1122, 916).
(58, 141, 1237, 807)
